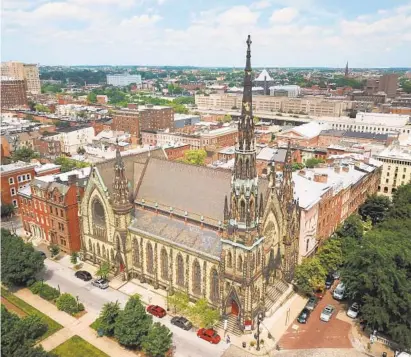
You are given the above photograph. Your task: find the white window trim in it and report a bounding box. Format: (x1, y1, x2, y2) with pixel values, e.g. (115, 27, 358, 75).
(12, 199, 18, 207)
(10, 188, 16, 196)
(9, 177, 14, 184)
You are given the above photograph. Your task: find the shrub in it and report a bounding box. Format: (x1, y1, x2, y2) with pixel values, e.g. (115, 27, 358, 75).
(78, 303, 85, 312)
(56, 293, 79, 315)
(29, 281, 43, 295)
(40, 285, 60, 301)
(29, 281, 60, 301)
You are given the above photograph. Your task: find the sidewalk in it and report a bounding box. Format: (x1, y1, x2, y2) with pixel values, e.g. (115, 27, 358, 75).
(15, 288, 139, 357)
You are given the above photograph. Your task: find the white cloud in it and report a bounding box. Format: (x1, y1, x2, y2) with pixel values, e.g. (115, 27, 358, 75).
(217, 6, 260, 26)
(251, 0, 272, 10)
(119, 14, 162, 27)
(269, 7, 298, 24)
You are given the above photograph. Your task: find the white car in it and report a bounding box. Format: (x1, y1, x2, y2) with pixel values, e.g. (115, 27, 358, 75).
(320, 305, 335, 322)
(333, 282, 345, 300)
(92, 278, 109, 289)
(347, 302, 360, 318)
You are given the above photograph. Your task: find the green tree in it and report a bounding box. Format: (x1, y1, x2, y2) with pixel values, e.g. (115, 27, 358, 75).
(291, 163, 304, 171)
(114, 295, 153, 348)
(56, 293, 79, 315)
(12, 147, 40, 162)
(54, 156, 89, 173)
(317, 238, 343, 273)
(49, 244, 60, 258)
(305, 158, 325, 168)
(98, 301, 121, 336)
(87, 92, 97, 103)
(359, 194, 391, 225)
(388, 184, 411, 219)
(180, 149, 207, 166)
(1, 229, 44, 287)
(336, 214, 364, 240)
(96, 262, 110, 280)
(70, 252, 79, 265)
(34, 104, 50, 113)
(167, 291, 189, 314)
(142, 322, 173, 357)
(294, 257, 327, 295)
(1, 203, 15, 218)
(189, 298, 220, 328)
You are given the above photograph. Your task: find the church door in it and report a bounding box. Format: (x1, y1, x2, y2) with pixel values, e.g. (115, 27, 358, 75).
(120, 263, 125, 272)
(231, 300, 239, 316)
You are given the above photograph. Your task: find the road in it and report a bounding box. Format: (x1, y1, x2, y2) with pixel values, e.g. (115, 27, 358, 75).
(40, 258, 229, 357)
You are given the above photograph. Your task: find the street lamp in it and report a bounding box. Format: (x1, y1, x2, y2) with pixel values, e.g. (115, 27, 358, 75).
(256, 312, 263, 351)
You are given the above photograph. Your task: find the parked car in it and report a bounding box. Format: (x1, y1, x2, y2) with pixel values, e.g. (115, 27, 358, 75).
(320, 305, 335, 322)
(314, 288, 325, 299)
(333, 282, 345, 300)
(75, 270, 92, 281)
(325, 275, 334, 289)
(305, 296, 318, 311)
(197, 328, 221, 344)
(171, 316, 193, 330)
(347, 302, 360, 318)
(147, 305, 166, 318)
(92, 278, 109, 289)
(297, 308, 311, 324)
(332, 271, 340, 280)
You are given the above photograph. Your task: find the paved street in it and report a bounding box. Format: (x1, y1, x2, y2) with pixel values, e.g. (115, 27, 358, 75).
(279, 284, 352, 349)
(40, 257, 230, 357)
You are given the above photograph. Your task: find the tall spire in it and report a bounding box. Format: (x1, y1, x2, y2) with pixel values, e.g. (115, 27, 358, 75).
(281, 141, 294, 206)
(345, 61, 349, 78)
(112, 144, 133, 214)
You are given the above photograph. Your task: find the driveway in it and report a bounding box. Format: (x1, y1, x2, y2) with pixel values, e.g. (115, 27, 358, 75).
(279, 286, 353, 349)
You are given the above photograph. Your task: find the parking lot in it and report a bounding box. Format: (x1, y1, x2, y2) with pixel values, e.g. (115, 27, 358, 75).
(279, 286, 353, 349)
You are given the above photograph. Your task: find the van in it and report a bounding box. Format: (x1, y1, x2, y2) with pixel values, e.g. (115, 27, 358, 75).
(333, 282, 345, 300)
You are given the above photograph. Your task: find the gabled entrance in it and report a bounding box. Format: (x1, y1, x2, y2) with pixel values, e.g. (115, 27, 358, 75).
(231, 299, 239, 316)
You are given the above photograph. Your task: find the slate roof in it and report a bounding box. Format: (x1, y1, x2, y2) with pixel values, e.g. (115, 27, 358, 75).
(129, 209, 222, 259)
(134, 158, 270, 226)
(320, 129, 389, 140)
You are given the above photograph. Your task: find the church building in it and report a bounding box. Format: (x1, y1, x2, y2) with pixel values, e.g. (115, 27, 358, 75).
(79, 36, 300, 332)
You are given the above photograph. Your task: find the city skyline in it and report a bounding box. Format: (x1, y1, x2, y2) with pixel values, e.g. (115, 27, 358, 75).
(3, 0, 411, 68)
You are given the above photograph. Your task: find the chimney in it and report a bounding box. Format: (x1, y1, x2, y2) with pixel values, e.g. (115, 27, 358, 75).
(67, 174, 77, 186)
(314, 173, 328, 183)
(342, 166, 349, 173)
(334, 165, 341, 173)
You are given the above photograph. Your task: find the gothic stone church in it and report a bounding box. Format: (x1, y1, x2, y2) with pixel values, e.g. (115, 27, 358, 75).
(79, 36, 300, 331)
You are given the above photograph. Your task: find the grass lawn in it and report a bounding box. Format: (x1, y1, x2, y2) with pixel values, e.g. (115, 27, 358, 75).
(90, 317, 101, 330)
(52, 335, 109, 357)
(1, 287, 62, 339)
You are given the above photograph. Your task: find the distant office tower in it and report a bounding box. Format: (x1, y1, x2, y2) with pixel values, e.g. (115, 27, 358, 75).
(106, 73, 142, 87)
(344, 62, 349, 77)
(1, 61, 41, 94)
(0, 77, 28, 108)
(378, 74, 399, 98)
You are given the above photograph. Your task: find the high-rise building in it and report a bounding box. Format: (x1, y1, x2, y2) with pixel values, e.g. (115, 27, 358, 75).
(378, 74, 399, 98)
(106, 73, 142, 87)
(0, 78, 28, 108)
(1, 61, 41, 94)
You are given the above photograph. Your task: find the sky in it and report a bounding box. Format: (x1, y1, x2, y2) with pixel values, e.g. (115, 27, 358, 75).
(2, 0, 411, 67)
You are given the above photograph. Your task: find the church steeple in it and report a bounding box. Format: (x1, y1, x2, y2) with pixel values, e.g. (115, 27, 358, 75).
(225, 35, 260, 246)
(112, 142, 133, 214)
(345, 61, 349, 78)
(281, 141, 294, 205)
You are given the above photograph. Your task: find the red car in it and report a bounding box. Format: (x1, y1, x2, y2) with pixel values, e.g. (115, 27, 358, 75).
(146, 305, 166, 318)
(197, 328, 221, 344)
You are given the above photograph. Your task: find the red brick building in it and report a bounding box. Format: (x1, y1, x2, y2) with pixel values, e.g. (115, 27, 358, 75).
(18, 168, 90, 253)
(33, 138, 62, 159)
(1, 162, 60, 210)
(112, 106, 173, 139)
(164, 144, 190, 160)
(0, 78, 28, 109)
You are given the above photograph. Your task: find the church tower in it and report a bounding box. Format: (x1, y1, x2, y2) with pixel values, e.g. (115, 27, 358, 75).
(345, 61, 349, 78)
(221, 35, 266, 331)
(111, 144, 133, 280)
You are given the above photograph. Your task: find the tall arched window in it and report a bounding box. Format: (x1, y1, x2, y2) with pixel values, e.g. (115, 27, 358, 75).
(192, 260, 201, 295)
(88, 240, 92, 252)
(210, 269, 219, 302)
(161, 248, 168, 280)
(102, 245, 106, 259)
(97, 243, 101, 256)
(146, 243, 154, 274)
(250, 254, 255, 271)
(176, 254, 184, 287)
(237, 255, 243, 271)
(133, 238, 139, 266)
(240, 200, 246, 221)
(249, 199, 254, 221)
(226, 251, 232, 268)
(111, 249, 115, 262)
